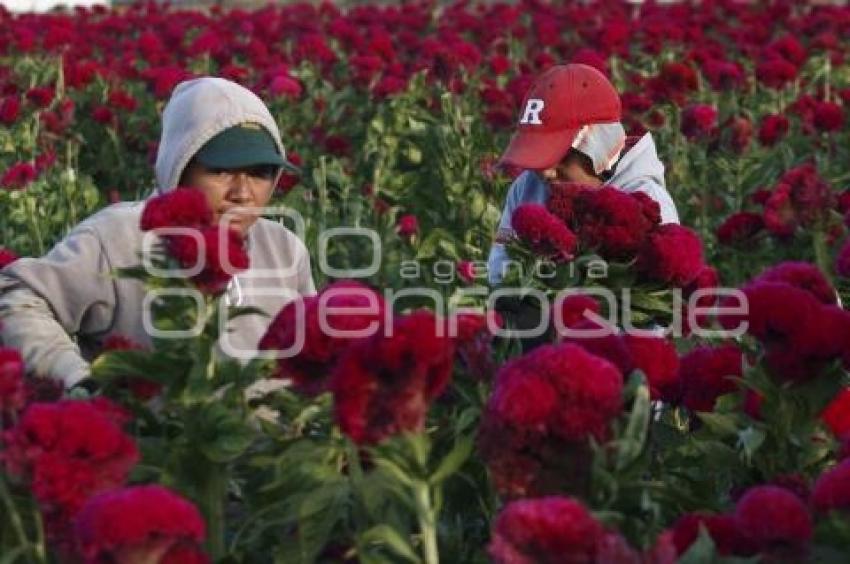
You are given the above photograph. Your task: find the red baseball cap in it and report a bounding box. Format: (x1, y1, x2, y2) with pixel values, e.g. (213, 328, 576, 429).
(498, 64, 622, 170)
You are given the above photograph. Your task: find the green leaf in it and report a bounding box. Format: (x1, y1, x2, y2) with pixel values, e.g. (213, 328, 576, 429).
(697, 412, 741, 438)
(195, 403, 257, 463)
(297, 481, 350, 561)
(677, 526, 718, 564)
(358, 525, 421, 563)
(90, 350, 183, 384)
(616, 376, 651, 471)
(0, 546, 33, 564)
(429, 437, 474, 486)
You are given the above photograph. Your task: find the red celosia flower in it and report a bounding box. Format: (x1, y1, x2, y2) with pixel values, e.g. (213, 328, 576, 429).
(26, 86, 55, 108)
(165, 226, 249, 295)
(637, 224, 705, 287)
(758, 114, 790, 146)
(631, 191, 663, 226)
(753, 262, 836, 305)
(837, 241, 850, 279)
(822, 388, 850, 440)
(35, 151, 56, 173)
(762, 183, 796, 237)
(649, 62, 698, 104)
(259, 281, 386, 395)
(766, 35, 807, 67)
(107, 90, 138, 113)
(488, 496, 605, 564)
(560, 320, 635, 376)
(545, 181, 592, 226)
(837, 190, 850, 215)
(456, 260, 476, 284)
(717, 212, 765, 246)
(451, 311, 501, 381)
(0, 247, 18, 268)
(511, 204, 577, 262)
(269, 75, 303, 99)
(0, 96, 21, 125)
(1, 162, 38, 190)
(373, 75, 408, 98)
(623, 334, 680, 402)
(671, 513, 757, 557)
(0, 348, 26, 421)
(74, 485, 206, 564)
(489, 343, 623, 443)
(679, 344, 743, 412)
(140, 187, 213, 231)
(681, 265, 720, 336)
(331, 310, 455, 444)
(755, 57, 798, 89)
(813, 101, 844, 133)
(811, 459, 850, 514)
(573, 187, 653, 260)
(681, 104, 718, 139)
(2, 399, 139, 517)
(276, 151, 302, 194)
(396, 214, 419, 238)
(91, 105, 114, 125)
(552, 294, 601, 331)
(733, 486, 812, 553)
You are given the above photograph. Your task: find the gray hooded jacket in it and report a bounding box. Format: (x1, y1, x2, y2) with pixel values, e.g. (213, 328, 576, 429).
(0, 77, 316, 388)
(487, 133, 679, 284)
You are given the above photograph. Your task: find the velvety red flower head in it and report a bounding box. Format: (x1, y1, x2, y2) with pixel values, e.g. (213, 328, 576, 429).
(681, 104, 718, 139)
(637, 224, 705, 287)
(623, 334, 680, 402)
(552, 293, 601, 331)
(140, 187, 213, 231)
(489, 497, 605, 564)
(717, 212, 765, 246)
(0, 96, 21, 125)
(26, 86, 55, 108)
(488, 343, 623, 443)
(331, 310, 455, 444)
(165, 226, 249, 295)
(1, 162, 38, 190)
(0, 247, 18, 269)
(511, 204, 577, 262)
(733, 485, 813, 552)
(269, 74, 303, 99)
(649, 61, 697, 104)
(545, 181, 592, 227)
(0, 348, 26, 420)
(573, 187, 654, 261)
(671, 513, 757, 557)
(758, 114, 790, 146)
(753, 261, 836, 305)
(260, 280, 386, 396)
(813, 101, 844, 133)
(74, 485, 206, 564)
(396, 214, 419, 238)
(822, 388, 850, 440)
(756, 57, 798, 89)
(812, 459, 850, 514)
(837, 241, 850, 279)
(678, 344, 743, 412)
(2, 399, 139, 517)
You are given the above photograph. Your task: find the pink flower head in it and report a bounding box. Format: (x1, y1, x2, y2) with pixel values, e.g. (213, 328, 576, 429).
(511, 204, 577, 262)
(140, 187, 213, 231)
(623, 334, 680, 402)
(681, 104, 718, 139)
(678, 344, 743, 412)
(753, 262, 836, 305)
(0, 348, 26, 419)
(573, 187, 654, 260)
(758, 114, 790, 146)
(812, 459, 850, 514)
(717, 212, 765, 246)
(0, 247, 18, 269)
(637, 224, 705, 287)
(1, 162, 38, 190)
(396, 214, 419, 238)
(734, 486, 812, 552)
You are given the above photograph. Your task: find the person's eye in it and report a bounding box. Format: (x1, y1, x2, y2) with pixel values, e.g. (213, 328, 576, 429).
(249, 166, 278, 180)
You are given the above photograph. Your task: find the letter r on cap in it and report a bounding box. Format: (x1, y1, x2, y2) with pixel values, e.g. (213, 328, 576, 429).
(520, 99, 545, 125)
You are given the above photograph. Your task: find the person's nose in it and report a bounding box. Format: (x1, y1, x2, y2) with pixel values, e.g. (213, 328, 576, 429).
(227, 172, 253, 203)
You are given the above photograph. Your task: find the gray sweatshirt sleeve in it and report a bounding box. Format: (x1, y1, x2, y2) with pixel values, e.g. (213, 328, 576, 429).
(0, 227, 117, 388)
(298, 247, 317, 296)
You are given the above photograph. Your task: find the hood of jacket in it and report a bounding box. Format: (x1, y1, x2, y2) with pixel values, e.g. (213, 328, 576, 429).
(154, 77, 286, 193)
(607, 133, 666, 192)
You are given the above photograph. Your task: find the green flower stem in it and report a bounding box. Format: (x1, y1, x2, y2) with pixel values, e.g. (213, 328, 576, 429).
(0, 473, 33, 558)
(414, 481, 439, 564)
(202, 462, 228, 560)
(813, 227, 833, 284)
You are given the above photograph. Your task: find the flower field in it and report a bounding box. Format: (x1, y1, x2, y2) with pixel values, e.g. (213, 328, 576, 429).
(3, 0, 850, 562)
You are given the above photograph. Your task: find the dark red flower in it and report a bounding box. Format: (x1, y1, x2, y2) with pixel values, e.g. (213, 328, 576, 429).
(623, 334, 680, 402)
(733, 486, 812, 553)
(812, 459, 850, 514)
(0, 348, 26, 420)
(637, 224, 705, 287)
(269, 75, 303, 99)
(165, 226, 249, 295)
(331, 310, 455, 444)
(0, 96, 20, 125)
(1, 162, 38, 190)
(511, 204, 577, 262)
(679, 344, 743, 412)
(545, 181, 592, 226)
(813, 101, 844, 133)
(260, 281, 386, 396)
(552, 294, 601, 330)
(649, 62, 698, 104)
(681, 104, 718, 139)
(91, 105, 114, 125)
(140, 187, 213, 231)
(573, 187, 653, 261)
(702, 59, 745, 91)
(762, 183, 797, 237)
(107, 90, 138, 113)
(717, 212, 764, 246)
(456, 260, 476, 284)
(26, 86, 54, 108)
(74, 485, 206, 564)
(753, 262, 836, 305)
(765, 35, 807, 67)
(758, 114, 790, 146)
(726, 116, 753, 153)
(671, 513, 757, 557)
(756, 58, 798, 90)
(276, 151, 302, 194)
(396, 214, 419, 238)
(2, 399, 139, 519)
(0, 247, 18, 268)
(488, 497, 605, 564)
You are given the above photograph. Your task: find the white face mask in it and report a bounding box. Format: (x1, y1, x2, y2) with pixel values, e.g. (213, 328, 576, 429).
(570, 122, 627, 175)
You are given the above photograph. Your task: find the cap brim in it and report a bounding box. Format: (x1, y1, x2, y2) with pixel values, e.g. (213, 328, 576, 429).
(497, 127, 581, 170)
(195, 147, 288, 170)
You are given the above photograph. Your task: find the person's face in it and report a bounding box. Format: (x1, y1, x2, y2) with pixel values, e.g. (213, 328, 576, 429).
(541, 150, 603, 187)
(181, 160, 279, 234)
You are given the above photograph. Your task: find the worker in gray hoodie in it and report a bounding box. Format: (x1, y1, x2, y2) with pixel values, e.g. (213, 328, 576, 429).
(0, 77, 316, 390)
(487, 64, 679, 346)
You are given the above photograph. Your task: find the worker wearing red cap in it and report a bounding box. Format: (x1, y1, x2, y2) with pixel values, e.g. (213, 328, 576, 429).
(488, 63, 679, 285)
